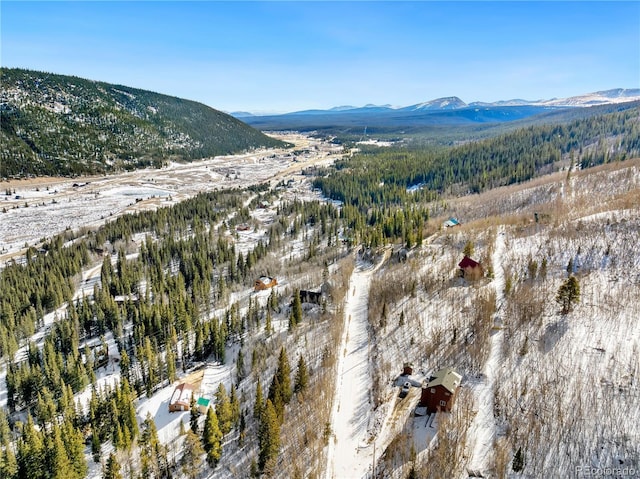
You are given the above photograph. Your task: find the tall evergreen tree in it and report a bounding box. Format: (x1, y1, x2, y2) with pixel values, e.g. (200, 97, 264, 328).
(45, 424, 74, 479)
(139, 413, 164, 479)
(181, 430, 204, 479)
(215, 383, 232, 435)
(103, 453, 123, 479)
(0, 443, 18, 479)
(189, 395, 200, 434)
(258, 399, 280, 475)
(230, 385, 241, 427)
(289, 290, 302, 330)
(276, 347, 292, 404)
(267, 374, 284, 421)
(202, 407, 223, 468)
(61, 418, 87, 479)
(294, 355, 309, 395)
(17, 415, 45, 479)
(254, 378, 265, 421)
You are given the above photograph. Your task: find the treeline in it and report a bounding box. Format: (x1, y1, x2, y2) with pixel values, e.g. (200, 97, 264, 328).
(315, 105, 640, 204)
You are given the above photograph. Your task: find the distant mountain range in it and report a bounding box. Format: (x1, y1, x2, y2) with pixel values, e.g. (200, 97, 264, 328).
(237, 88, 640, 133)
(0, 68, 285, 178)
(232, 88, 640, 118)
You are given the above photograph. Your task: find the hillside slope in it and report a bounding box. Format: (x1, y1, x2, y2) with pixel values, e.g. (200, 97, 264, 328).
(0, 68, 285, 177)
(365, 159, 640, 478)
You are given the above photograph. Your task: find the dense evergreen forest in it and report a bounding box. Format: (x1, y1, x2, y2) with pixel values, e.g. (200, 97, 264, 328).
(0, 181, 350, 478)
(0, 68, 286, 177)
(314, 104, 640, 208)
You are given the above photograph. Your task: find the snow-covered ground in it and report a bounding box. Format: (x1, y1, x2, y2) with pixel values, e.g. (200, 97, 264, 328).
(0, 132, 341, 265)
(466, 226, 505, 475)
(326, 254, 391, 479)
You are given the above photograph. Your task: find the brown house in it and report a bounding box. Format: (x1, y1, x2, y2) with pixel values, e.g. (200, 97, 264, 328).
(255, 276, 278, 292)
(458, 255, 484, 280)
(169, 383, 194, 412)
(420, 367, 462, 413)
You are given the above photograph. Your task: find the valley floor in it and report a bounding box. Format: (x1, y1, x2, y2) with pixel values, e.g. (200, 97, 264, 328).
(0, 132, 340, 265)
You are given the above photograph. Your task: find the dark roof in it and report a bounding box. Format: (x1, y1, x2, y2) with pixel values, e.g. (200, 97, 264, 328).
(458, 255, 480, 269)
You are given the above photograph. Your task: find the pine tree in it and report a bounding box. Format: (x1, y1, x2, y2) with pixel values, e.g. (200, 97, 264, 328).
(46, 424, 74, 479)
(291, 290, 303, 329)
(276, 347, 292, 404)
(113, 424, 124, 450)
(119, 378, 139, 441)
(293, 355, 309, 395)
(181, 430, 204, 479)
(254, 378, 265, 421)
(215, 383, 232, 435)
(512, 446, 525, 472)
(139, 413, 163, 479)
(556, 275, 580, 315)
(239, 411, 246, 446)
(103, 453, 123, 479)
(258, 399, 280, 475)
(17, 415, 45, 479)
(202, 408, 223, 468)
(189, 395, 200, 434)
(230, 385, 241, 426)
(61, 418, 87, 479)
(166, 346, 176, 383)
(268, 374, 284, 421)
(265, 307, 272, 334)
(91, 428, 101, 463)
(0, 439, 18, 479)
(237, 348, 245, 381)
(566, 257, 574, 275)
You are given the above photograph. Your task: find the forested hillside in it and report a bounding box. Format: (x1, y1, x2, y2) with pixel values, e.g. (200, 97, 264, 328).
(315, 104, 640, 207)
(0, 68, 285, 177)
(0, 179, 351, 479)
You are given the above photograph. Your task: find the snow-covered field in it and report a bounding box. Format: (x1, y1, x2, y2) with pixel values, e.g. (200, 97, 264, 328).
(0, 132, 341, 265)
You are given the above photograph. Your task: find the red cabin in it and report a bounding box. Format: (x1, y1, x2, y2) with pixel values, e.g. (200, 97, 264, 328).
(420, 367, 462, 413)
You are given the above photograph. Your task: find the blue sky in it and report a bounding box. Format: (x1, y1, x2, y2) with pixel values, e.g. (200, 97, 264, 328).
(2, 1, 638, 113)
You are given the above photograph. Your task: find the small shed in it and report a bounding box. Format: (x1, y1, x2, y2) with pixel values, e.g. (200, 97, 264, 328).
(458, 255, 484, 280)
(255, 276, 278, 292)
(420, 367, 462, 413)
(402, 362, 414, 376)
(169, 383, 194, 412)
(197, 397, 211, 414)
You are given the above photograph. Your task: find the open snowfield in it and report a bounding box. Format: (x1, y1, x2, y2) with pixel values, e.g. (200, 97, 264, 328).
(0, 132, 341, 265)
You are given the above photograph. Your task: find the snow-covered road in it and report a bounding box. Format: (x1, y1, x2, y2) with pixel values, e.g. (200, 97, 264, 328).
(467, 226, 506, 475)
(325, 258, 383, 479)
